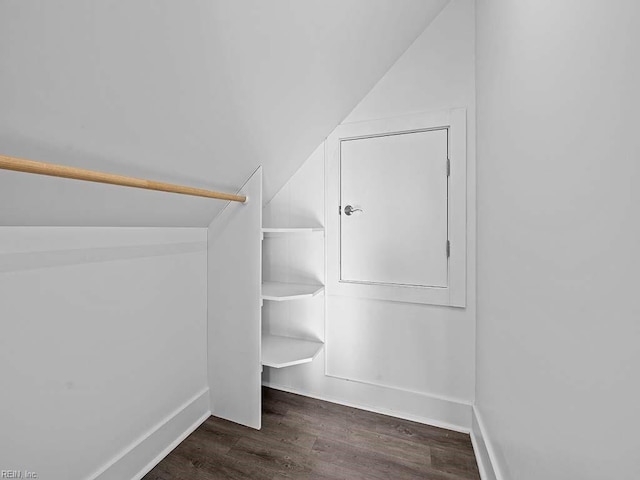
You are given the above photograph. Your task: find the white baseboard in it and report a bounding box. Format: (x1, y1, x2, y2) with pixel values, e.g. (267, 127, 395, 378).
(262, 380, 472, 433)
(88, 388, 210, 480)
(470, 405, 503, 480)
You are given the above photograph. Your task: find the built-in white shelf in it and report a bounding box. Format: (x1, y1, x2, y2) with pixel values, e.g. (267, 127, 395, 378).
(262, 281, 324, 301)
(262, 227, 324, 237)
(262, 334, 324, 368)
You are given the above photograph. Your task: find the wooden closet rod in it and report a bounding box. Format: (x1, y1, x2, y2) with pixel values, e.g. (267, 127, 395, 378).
(0, 154, 247, 203)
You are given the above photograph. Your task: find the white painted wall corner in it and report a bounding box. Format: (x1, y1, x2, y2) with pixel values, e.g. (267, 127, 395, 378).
(470, 405, 503, 480)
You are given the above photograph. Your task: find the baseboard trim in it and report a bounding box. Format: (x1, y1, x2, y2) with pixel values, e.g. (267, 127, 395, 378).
(470, 423, 492, 480)
(324, 371, 473, 406)
(88, 388, 210, 480)
(263, 380, 472, 434)
(471, 405, 503, 480)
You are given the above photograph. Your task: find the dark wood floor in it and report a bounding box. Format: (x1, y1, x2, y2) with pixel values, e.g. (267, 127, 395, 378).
(143, 387, 480, 480)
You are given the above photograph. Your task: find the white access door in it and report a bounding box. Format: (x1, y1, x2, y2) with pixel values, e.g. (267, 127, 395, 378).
(340, 129, 449, 287)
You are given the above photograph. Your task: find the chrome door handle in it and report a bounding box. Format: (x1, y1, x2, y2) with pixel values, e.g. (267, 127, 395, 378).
(344, 205, 363, 216)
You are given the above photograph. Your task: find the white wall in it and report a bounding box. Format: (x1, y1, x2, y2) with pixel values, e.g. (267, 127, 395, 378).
(476, 1, 640, 479)
(0, 228, 208, 480)
(263, 0, 476, 430)
(0, 0, 448, 227)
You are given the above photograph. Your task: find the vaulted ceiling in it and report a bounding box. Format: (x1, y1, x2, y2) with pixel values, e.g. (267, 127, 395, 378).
(0, 0, 448, 226)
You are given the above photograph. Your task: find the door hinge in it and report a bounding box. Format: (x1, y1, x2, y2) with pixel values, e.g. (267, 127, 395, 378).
(338, 205, 341, 215)
(447, 240, 451, 258)
(446, 158, 451, 177)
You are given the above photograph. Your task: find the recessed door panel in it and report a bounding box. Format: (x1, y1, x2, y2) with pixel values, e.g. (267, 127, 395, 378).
(340, 129, 448, 287)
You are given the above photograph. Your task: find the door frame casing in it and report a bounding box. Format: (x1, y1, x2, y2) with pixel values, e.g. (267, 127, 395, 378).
(326, 109, 466, 307)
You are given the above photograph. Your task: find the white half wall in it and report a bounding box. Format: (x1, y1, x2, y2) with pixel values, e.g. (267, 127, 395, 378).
(476, 1, 640, 479)
(263, 0, 476, 431)
(208, 168, 263, 430)
(0, 227, 208, 480)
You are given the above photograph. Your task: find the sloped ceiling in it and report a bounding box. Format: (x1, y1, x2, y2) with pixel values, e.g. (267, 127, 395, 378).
(0, 0, 448, 227)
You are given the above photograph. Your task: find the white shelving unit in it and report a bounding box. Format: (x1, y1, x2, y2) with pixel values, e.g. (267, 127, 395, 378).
(262, 334, 323, 368)
(261, 226, 324, 369)
(262, 281, 324, 301)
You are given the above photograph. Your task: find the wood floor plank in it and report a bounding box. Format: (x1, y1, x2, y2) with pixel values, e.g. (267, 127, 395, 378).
(225, 435, 311, 478)
(363, 411, 475, 453)
(143, 449, 212, 480)
(262, 398, 291, 417)
(173, 444, 273, 480)
(344, 428, 431, 467)
(272, 409, 353, 442)
(143, 387, 480, 480)
(311, 436, 455, 480)
(431, 446, 482, 480)
(184, 420, 241, 455)
(207, 413, 318, 453)
(264, 389, 358, 423)
(288, 455, 382, 480)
